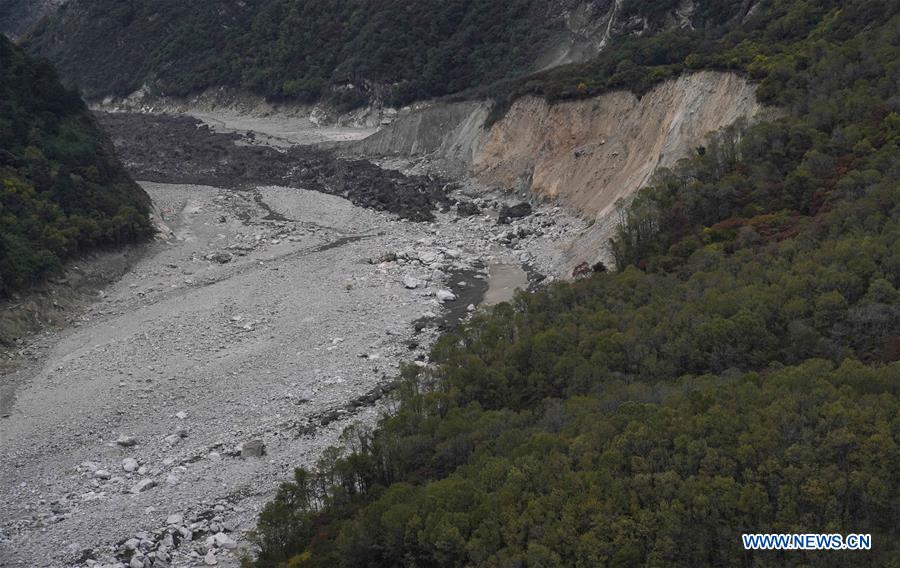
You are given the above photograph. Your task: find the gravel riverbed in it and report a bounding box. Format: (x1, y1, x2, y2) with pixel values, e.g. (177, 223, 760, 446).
(0, 158, 586, 567)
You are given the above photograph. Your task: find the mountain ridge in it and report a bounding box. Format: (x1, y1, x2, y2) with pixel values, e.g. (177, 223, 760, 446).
(18, 0, 742, 109)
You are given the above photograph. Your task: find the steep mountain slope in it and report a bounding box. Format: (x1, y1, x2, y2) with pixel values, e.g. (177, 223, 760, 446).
(0, 35, 151, 296)
(22, 0, 743, 106)
(475, 71, 768, 268)
(474, 72, 761, 217)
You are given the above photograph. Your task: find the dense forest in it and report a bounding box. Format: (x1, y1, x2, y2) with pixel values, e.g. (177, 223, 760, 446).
(247, 1, 900, 566)
(0, 36, 151, 296)
(23, 0, 564, 107)
(0, 0, 42, 39)
(21, 0, 746, 110)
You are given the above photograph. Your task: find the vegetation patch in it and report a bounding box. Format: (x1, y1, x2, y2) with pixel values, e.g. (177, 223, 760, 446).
(0, 36, 151, 296)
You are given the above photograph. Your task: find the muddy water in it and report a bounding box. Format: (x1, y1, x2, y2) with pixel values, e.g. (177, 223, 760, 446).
(484, 263, 528, 305)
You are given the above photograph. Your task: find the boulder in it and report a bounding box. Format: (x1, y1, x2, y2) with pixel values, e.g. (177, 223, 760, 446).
(436, 289, 456, 302)
(213, 532, 238, 549)
(122, 458, 139, 472)
(116, 435, 137, 447)
(418, 251, 439, 264)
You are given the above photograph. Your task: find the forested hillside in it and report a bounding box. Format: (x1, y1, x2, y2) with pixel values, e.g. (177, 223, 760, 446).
(0, 0, 61, 40)
(0, 36, 151, 296)
(248, 1, 900, 566)
(22, 0, 744, 108)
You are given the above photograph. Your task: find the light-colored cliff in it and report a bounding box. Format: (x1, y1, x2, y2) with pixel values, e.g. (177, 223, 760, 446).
(474, 71, 761, 218)
(352, 71, 768, 270)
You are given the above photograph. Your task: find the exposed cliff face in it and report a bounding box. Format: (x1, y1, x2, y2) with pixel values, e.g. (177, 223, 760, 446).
(352, 71, 767, 270)
(474, 71, 761, 218)
(479, 72, 764, 269)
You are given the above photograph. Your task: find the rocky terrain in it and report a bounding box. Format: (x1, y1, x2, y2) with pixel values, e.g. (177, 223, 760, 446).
(95, 112, 451, 222)
(0, 113, 587, 568)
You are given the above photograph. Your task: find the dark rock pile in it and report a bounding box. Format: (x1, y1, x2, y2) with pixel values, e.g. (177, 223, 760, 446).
(96, 112, 450, 222)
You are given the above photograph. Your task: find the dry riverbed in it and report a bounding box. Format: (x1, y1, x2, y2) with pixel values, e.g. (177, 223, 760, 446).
(0, 150, 586, 568)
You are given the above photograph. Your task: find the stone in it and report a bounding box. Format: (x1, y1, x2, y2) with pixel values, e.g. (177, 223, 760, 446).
(456, 201, 480, 217)
(129, 555, 145, 568)
(436, 289, 456, 302)
(122, 458, 139, 472)
(165, 475, 180, 486)
(94, 469, 112, 480)
(213, 532, 237, 549)
(204, 550, 218, 566)
(130, 479, 156, 493)
(124, 538, 140, 551)
(116, 435, 137, 447)
(498, 202, 532, 224)
(166, 513, 183, 526)
(418, 251, 438, 264)
(175, 411, 188, 420)
(240, 440, 266, 458)
(402, 276, 420, 289)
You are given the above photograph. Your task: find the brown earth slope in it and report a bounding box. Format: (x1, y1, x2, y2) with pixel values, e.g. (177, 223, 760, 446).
(353, 71, 768, 269)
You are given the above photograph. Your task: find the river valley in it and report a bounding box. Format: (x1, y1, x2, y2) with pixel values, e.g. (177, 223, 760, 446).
(0, 112, 586, 568)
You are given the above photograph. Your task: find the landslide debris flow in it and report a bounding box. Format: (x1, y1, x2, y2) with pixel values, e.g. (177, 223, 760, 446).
(96, 112, 452, 222)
